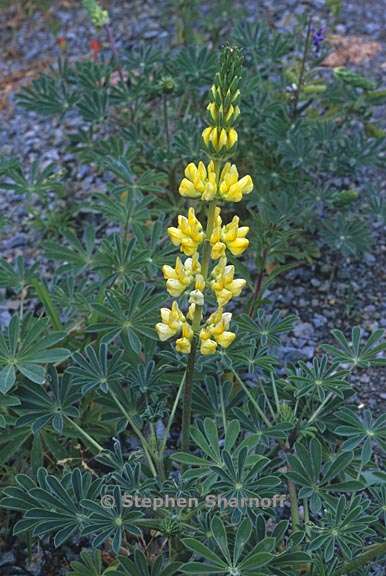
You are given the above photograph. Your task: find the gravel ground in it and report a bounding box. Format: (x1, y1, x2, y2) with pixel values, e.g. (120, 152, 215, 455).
(0, 2, 385, 574)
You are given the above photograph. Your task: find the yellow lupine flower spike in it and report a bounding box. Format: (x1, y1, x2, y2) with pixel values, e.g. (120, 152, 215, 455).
(167, 207, 204, 256)
(156, 47, 248, 356)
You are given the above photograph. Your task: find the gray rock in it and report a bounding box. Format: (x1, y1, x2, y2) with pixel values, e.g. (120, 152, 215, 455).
(293, 322, 314, 340)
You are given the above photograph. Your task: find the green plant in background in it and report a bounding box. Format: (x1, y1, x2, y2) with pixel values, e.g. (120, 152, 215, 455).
(0, 40, 385, 575)
(3, 5, 384, 305)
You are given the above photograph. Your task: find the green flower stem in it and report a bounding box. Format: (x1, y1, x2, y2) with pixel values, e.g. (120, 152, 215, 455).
(159, 372, 186, 457)
(231, 370, 300, 531)
(105, 23, 124, 84)
(230, 368, 272, 428)
(108, 389, 158, 478)
(65, 416, 105, 454)
(288, 476, 300, 530)
(181, 198, 218, 452)
(292, 15, 312, 118)
(307, 391, 334, 424)
(163, 94, 170, 155)
(336, 541, 386, 575)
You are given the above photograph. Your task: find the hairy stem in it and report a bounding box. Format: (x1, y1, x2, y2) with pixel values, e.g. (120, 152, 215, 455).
(109, 389, 158, 477)
(65, 416, 105, 454)
(292, 16, 312, 118)
(163, 94, 170, 155)
(248, 267, 265, 317)
(231, 368, 272, 428)
(160, 372, 186, 457)
(336, 541, 386, 575)
(307, 391, 334, 424)
(105, 23, 124, 84)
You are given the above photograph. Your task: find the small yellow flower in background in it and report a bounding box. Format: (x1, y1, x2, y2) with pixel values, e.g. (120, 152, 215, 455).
(156, 302, 185, 341)
(168, 207, 204, 256)
(211, 257, 246, 306)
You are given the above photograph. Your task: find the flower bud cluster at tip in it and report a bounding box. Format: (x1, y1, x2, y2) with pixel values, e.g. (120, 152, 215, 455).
(82, 0, 110, 27)
(156, 47, 250, 356)
(201, 46, 243, 154)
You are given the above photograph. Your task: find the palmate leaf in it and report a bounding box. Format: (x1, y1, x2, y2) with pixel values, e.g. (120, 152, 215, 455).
(0, 315, 70, 393)
(88, 284, 163, 353)
(309, 495, 377, 562)
(82, 486, 142, 554)
(0, 255, 38, 292)
(93, 235, 150, 285)
(17, 74, 76, 116)
(67, 549, 118, 576)
(44, 225, 96, 275)
(322, 326, 386, 369)
(335, 408, 386, 462)
(1, 467, 103, 548)
(289, 356, 351, 400)
(16, 367, 80, 433)
(181, 516, 277, 576)
(321, 215, 371, 257)
(2, 160, 64, 200)
(77, 88, 110, 123)
(237, 311, 297, 347)
(117, 549, 181, 576)
(92, 188, 152, 236)
(68, 343, 126, 394)
(173, 45, 217, 85)
(287, 438, 365, 513)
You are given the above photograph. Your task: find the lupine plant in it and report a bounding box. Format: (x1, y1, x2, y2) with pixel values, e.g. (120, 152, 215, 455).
(0, 41, 386, 575)
(156, 48, 253, 450)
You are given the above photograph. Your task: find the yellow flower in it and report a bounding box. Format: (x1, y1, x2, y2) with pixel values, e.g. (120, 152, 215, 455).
(179, 161, 217, 201)
(155, 301, 185, 341)
(211, 257, 246, 306)
(218, 163, 253, 202)
(202, 127, 239, 152)
(168, 207, 205, 256)
(200, 338, 218, 355)
(176, 322, 194, 354)
(210, 207, 226, 259)
(221, 216, 249, 256)
(199, 308, 236, 355)
(210, 211, 249, 259)
(162, 256, 193, 297)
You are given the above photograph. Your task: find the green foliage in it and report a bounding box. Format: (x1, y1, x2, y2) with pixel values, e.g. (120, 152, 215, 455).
(0, 5, 385, 576)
